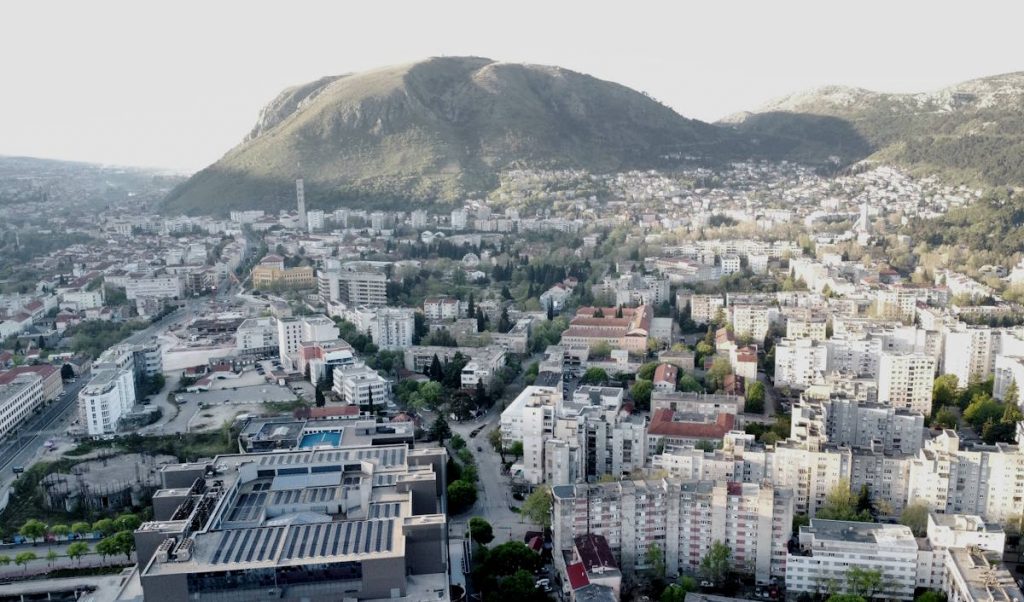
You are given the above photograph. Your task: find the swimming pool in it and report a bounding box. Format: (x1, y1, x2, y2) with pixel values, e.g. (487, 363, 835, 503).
(299, 431, 341, 448)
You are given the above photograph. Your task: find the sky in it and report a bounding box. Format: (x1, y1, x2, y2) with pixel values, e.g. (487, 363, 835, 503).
(2, 0, 1023, 172)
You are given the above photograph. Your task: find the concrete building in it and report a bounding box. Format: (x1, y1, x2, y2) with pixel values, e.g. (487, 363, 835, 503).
(277, 316, 338, 371)
(786, 520, 919, 600)
(690, 295, 726, 325)
(126, 275, 183, 300)
(235, 317, 278, 357)
(790, 397, 924, 455)
(877, 352, 936, 414)
(773, 338, 827, 389)
(130, 444, 448, 602)
(372, 308, 415, 350)
(552, 480, 792, 584)
(0, 364, 61, 402)
(729, 305, 776, 342)
(560, 306, 652, 355)
(0, 373, 44, 438)
(333, 363, 389, 407)
(942, 326, 994, 386)
(78, 368, 136, 436)
(785, 311, 828, 342)
(318, 270, 387, 307)
(423, 297, 461, 321)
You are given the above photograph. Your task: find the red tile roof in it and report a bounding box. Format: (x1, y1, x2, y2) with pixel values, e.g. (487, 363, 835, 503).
(567, 562, 591, 590)
(653, 363, 678, 384)
(0, 364, 58, 384)
(309, 405, 360, 418)
(647, 409, 735, 438)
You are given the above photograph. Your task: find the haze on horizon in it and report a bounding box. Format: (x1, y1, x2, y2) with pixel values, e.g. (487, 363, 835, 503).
(3, 0, 1023, 172)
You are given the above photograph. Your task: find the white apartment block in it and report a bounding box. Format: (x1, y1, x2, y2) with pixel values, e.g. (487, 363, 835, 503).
(60, 289, 104, 310)
(875, 287, 922, 323)
(500, 386, 560, 484)
(786, 520, 920, 600)
(423, 297, 461, 321)
(785, 313, 828, 342)
(825, 335, 882, 378)
(318, 270, 388, 307)
(235, 317, 278, 355)
(277, 315, 338, 371)
(78, 368, 136, 436)
(907, 431, 1024, 523)
(552, 480, 793, 584)
(942, 326, 994, 386)
(450, 208, 467, 230)
(993, 353, 1024, 403)
(720, 254, 741, 275)
(773, 338, 827, 389)
(690, 294, 725, 325)
(372, 308, 415, 349)
(125, 275, 183, 300)
(409, 209, 428, 229)
(0, 374, 44, 439)
(769, 443, 851, 517)
(730, 305, 776, 342)
(331, 363, 389, 406)
(877, 352, 936, 414)
(790, 397, 924, 455)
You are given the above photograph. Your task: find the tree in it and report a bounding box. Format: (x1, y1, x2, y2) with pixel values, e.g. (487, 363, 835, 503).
(661, 576, 698, 602)
(900, 502, 930, 537)
(581, 367, 609, 384)
(846, 567, 883, 599)
(522, 485, 552, 529)
(817, 480, 872, 522)
(112, 530, 136, 561)
(826, 596, 865, 602)
(67, 541, 89, 565)
(469, 517, 495, 546)
(95, 535, 117, 563)
(61, 363, 75, 380)
(637, 362, 659, 381)
(429, 416, 452, 445)
(491, 569, 548, 602)
(705, 357, 732, 392)
(508, 441, 524, 459)
(447, 480, 477, 514)
(932, 406, 959, 429)
(630, 379, 653, 410)
(71, 522, 92, 538)
(0, 555, 9, 567)
(488, 428, 504, 459)
(645, 542, 665, 579)
(914, 591, 947, 602)
(700, 540, 731, 585)
(19, 519, 46, 544)
(745, 381, 766, 413)
(114, 514, 142, 532)
(963, 393, 1003, 429)
(46, 548, 58, 567)
(677, 374, 702, 393)
(314, 386, 326, 407)
(49, 523, 70, 539)
(483, 541, 543, 576)
(14, 551, 36, 573)
(450, 433, 466, 450)
(92, 518, 116, 536)
(1004, 379, 1019, 406)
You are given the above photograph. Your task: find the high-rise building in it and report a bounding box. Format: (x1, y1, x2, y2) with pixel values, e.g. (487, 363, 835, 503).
(0, 373, 44, 438)
(372, 308, 415, 349)
(877, 351, 936, 414)
(296, 178, 307, 231)
(78, 368, 136, 436)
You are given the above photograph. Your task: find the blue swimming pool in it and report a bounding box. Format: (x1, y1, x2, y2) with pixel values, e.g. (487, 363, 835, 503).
(299, 431, 341, 448)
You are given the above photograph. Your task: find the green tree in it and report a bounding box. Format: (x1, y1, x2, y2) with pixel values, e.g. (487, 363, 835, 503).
(661, 576, 698, 602)
(450, 433, 467, 450)
(846, 567, 883, 599)
(111, 530, 136, 561)
(447, 480, 477, 514)
(704, 357, 732, 392)
(483, 541, 543, 576)
(932, 374, 959, 408)
(963, 394, 1004, 429)
(900, 502, 930, 537)
(95, 535, 117, 562)
(932, 406, 959, 429)
(522, 485, 552, 529)
(677, 374, 702, 392)
(19, 519, 47, 544)
(700, 540, 731, 585)
(637, 362, 659, 381)
(508, 441, 524, 459)
(591, 341, 612, 358)
(491, 569, 548, 602)
(581, 367, 609, 384)
(49, 523, 70, 539)
(429, 416, 452, 445)
(1003, 379, 1019, 405)
(630, 379, 654, 410)
(92, 518, 116, 536)
(67, 541, 89, 565)
(826, 596, 865, 602)
(469, 517, 494, 546)
(0, 555, 10, 567)
(71, 522, 92, 538)
(645, 542, 665, 578)
(14, 551, 36, 573)
(745, 381, 766, 413)
(914, 591, 947, 602)
(46, 548, 58, 567)
(488, 428, 504, 459)
(114, 514, 142, 532)
(817, 480, 872, 522)
(792, 513, 810, 535)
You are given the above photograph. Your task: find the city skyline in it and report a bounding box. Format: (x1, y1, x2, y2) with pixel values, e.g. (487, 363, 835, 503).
(2, 0, 1023, 170)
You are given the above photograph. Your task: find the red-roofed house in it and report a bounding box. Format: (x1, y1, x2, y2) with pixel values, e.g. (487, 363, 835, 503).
(308, 405, 361, 421)
(652, 363, 678, 392)
(646, 409, 735, 451)
(566, 562, 590, 591)
(0, 364, 61, 401)
(732, 345, 759, 380)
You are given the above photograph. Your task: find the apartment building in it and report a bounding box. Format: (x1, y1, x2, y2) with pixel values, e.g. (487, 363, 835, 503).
(372, 308, 415, 349)
(552, 479, 792, 584)
(78, 368, 136, 436)
(500, 386, 561, 484)
(784, 310, 828, 342)
(730, 305, 776, 342)
(332, 363, 389, 407)
(277, 316, 338, 371)
(790, 397, 924, 455)
(235, 317, 278, 357)
(125, 275, 183, 300)
(942, 326, 994, 386)
(690, 294, 726, 325)
(0, 373, 44, 438)
(769, 443, 851, 517)
(825, 335, 882, 378)
(318, 270, 388, 307)
(0, 364, 62, 402)
(423, 297, 462, 321)
(773, 338, 827, 389)
(786, 520, 920, 600)
(877, 352, 936, 414)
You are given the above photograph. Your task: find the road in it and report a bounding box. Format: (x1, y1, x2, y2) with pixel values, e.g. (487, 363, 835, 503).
(0, 378, 86, 474)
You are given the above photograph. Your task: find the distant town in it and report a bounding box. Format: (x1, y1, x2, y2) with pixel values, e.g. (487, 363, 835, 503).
(0, 158, 1021, 602)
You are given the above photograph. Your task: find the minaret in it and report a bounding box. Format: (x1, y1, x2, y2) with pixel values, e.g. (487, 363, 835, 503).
(296, 178, 307, 231)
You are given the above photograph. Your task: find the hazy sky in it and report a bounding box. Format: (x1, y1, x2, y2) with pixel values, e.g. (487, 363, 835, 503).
(3, 0, 1023, 172)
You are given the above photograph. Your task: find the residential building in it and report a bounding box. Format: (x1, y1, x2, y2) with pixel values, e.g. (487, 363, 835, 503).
(942, 547, 1022, 602)
(652, 364, 678, 392)
(942, 326, 994, 386)
(560, 306, 652, 355)
(423, 297, 461, 321)
(730, 305, 776, 342)
(552, 480, 792, 584)
(235, 317, 278, 357)
(78, 368, 136, 436)
(332, 363, 389, 407)
(790, 397, 924, 455)
(877, 352, 936, 414)
(372, 308, 415, 349)
(0, 373, 44, 439)
(277, 316, 338, 371)
(0, 364, 62, 402)
(125, 275, 183, 300)
(773, 338, 827, 389)
(690, 295, 725, 325)
(786, 520, 919, 600)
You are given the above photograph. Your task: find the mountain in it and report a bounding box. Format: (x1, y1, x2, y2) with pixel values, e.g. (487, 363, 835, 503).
(163, 56, 739, 215)
(721, 73, 1024, 187)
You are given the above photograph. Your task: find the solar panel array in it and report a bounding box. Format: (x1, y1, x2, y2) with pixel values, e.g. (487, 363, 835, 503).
(280, 519, 395, 560)
(368, 502, 402, 518)
(227, 492, 267, 522)
(255, 446, 406, 468)
(210, 526, 285, 565)
(270, 486, 339, 506)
